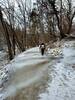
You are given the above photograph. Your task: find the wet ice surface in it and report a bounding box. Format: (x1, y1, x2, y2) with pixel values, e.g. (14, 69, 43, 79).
(0, 47, 49, 100)
(0, 41, 75, 100)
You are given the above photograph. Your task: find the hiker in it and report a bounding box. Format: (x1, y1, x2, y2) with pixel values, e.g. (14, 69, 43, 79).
(39, 43, 46, 55)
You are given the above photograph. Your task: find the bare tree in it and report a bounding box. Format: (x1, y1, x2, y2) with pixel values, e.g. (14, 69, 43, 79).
(16, 0, 27, 50)
(48, 0, 67, 39)
(66, 0, 75, 34)
(0, 6, 13, 60)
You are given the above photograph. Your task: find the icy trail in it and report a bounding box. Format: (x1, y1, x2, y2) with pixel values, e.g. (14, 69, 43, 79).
(0, 41, 75, 100)
(0, 47, 49, 100)
(39, 41, 75, 100)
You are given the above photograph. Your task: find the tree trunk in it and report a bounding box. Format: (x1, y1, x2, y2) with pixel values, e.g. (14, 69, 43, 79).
(0, 8, 13, 60)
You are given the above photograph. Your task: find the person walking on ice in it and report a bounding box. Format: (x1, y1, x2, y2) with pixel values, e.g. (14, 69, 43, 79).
(39, 43, 46, 56)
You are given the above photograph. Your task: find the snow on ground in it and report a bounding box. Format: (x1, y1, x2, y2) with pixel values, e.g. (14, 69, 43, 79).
(39, 41, 75, 100)
(1, 41, 75, 100)
(0, 47, 50, 100)
(0, 50, 8, 69)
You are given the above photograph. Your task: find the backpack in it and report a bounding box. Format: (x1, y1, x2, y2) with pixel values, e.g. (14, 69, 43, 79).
(41, 44, 45, 49)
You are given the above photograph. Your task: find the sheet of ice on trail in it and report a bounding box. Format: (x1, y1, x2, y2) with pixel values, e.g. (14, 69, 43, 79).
(17, 47, 39, 57)
(13, 47, 40, 60)
(10, 47, 47, 70)
(1, 47, 47, 73)
(0, 47, 49, 100)
(0, 47, 47, 87)
(0, 46, 63, 88)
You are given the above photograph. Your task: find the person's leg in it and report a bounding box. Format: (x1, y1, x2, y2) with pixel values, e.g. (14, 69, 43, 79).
(41, 49, 44, 55)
